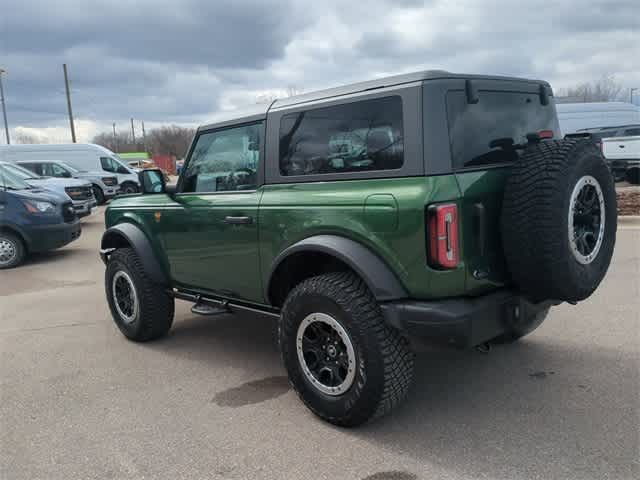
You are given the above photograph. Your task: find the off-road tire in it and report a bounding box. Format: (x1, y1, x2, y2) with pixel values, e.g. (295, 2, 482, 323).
(92, 185, 105, 205)
(501, 139, 617, 302)
(279, 272, 414, 427)
(627, 167, 640, 185)
(105, 248, 174, 341)
(0, 231, 26, 269)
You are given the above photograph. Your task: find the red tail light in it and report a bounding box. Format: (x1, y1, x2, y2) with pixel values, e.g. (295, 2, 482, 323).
(427, 203, 459, 269)
(538, 129, 554, 139)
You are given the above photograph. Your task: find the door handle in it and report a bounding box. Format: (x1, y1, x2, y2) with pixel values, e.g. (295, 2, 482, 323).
(618, 145, 625, 148)
(224, 215, 253, 225)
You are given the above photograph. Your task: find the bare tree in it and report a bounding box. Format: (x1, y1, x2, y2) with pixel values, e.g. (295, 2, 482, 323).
(93, 124, 195, 158)
(147, 125, 195, 158)
(558, 74, 624, 103)
(256, 85, 302, 104)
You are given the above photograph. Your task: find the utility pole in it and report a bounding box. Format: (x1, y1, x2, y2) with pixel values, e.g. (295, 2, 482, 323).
(112, 122, 117, 152)
(130, 117, 136, 145)
(0, 68, 10, 144)
(63, 64, 76, 143)
(141, 120, 147, 149)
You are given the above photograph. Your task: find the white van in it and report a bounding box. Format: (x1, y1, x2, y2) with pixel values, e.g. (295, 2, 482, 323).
(0, 143, 141, 194)
(556, 102, 640, 136)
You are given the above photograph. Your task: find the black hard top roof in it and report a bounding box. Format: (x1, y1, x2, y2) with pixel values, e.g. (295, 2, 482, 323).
(199, 70, 550, 131)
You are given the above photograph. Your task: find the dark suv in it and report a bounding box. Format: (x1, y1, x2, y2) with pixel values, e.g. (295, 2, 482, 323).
(100, 71, 617, 426)
(1, 163, 81, 269)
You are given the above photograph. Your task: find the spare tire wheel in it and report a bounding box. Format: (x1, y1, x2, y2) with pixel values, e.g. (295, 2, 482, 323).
(501, 139, 617, 303)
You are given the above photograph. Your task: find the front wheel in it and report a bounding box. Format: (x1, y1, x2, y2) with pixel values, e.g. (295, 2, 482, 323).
(279, 272, 414, 427)
(0, 232, 26, 269)
(105, 248, 174, 341)
(92, 185, 106, 205)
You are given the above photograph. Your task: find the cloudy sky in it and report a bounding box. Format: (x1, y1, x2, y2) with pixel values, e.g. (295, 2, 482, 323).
(1, 0, 638, 143)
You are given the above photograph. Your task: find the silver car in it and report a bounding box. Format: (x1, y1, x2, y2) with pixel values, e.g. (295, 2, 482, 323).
(0, 162, 96, 218)
(16, 160, 120, 205)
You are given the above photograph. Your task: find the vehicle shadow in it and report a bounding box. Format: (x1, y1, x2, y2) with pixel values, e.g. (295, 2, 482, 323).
(22, 248, 88, 267)
(148, 312, 639, 480)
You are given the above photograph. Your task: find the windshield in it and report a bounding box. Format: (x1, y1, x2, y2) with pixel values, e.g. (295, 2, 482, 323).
(3, 163, 42, 180)
(0, 164, 32, 190)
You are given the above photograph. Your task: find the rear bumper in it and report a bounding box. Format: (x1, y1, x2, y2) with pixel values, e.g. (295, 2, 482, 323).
(380, 290, 559, 348)
(25, 221, 81, 252)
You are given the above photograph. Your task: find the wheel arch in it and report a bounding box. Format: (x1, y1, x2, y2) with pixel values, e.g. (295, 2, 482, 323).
(0, 224, 30, 251)
(266, 235, 408, 307)
(101, 222, 168, 285)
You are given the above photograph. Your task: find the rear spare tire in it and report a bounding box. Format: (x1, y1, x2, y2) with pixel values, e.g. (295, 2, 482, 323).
(501, 139, 616, 303)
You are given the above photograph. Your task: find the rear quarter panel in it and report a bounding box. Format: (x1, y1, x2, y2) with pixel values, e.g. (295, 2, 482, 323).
(259, 175, 467, 300)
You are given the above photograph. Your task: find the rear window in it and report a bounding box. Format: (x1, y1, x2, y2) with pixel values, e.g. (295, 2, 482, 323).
(447, 90, 557, 168)
(624, 128, 640, 136)
(279, 96, 403, 176)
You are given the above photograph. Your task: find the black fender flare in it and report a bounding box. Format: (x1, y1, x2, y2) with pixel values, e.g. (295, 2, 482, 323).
(266, 235, 408, 303)
(100, 223, 168, 285)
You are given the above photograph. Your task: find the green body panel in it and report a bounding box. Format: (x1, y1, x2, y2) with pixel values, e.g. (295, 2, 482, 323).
(259, 176, 466, 300)
(454, 168, 509, 294)
(105, 172, 507, 305)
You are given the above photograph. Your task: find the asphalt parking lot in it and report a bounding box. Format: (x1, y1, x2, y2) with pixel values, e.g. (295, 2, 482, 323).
(1, 208, 639, 480)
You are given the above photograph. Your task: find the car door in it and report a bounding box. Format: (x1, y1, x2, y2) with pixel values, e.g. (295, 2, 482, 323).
(162, 122, 264, 303)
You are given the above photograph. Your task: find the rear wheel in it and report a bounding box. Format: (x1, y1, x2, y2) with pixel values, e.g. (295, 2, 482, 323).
(279, 272, 414, 427)
(0, 232, 26, 269)
(105, 248, 174, 341)
(120, 183, 138, 194)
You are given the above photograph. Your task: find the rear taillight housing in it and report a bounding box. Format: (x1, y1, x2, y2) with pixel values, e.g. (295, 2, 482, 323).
(427, 203, 459, 269)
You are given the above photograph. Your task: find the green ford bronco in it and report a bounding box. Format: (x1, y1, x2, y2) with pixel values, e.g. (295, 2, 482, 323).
(101, 71, 617, 426)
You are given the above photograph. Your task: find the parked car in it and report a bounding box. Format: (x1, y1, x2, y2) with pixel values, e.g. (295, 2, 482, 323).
(100, 70, 617, 427)
(0, 163, 81, 269)
(602, 135, 640, 183)
(0, 162, 95, 217)
(15, 160, 119, 204)
(556, 102, 640, 136)
(0, 143, 141, 194)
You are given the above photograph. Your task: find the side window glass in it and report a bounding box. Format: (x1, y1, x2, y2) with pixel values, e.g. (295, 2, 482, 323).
(100, 157, 115, 172)
(279, 96, 403, 176)
(42, 163, 54, 176)
(623, 128, 640, 136)
(181, 123, 261, 193)
(52, 163, 67, 176)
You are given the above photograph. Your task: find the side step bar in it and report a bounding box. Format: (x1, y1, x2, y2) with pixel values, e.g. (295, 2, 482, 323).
(170, 289, 280, 319)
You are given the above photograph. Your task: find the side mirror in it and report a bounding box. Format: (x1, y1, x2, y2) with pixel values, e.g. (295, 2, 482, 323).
(62, 171, 72, 178)
(138, 168, 166, 194)
(117, 166, 130, 174)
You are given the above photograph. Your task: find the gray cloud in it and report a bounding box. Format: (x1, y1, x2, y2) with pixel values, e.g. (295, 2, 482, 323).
(1, 0, 638, 140)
